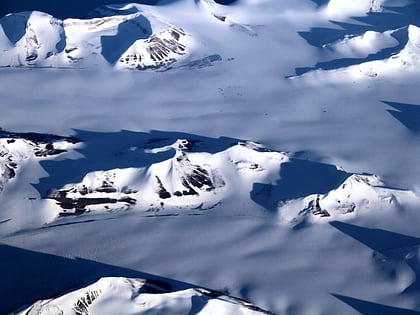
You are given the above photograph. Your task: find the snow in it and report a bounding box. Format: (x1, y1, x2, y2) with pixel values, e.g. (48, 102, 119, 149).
(1, 0, 420, 314)
(16, 277, 270, 315)
(326, 0, 386, 18)
(323, 30, 399, 59)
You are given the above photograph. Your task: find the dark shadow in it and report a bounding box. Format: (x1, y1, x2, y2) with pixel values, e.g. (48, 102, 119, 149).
(0, 129, 80, 144)
(0, 0, 174, 19)
(310, 0, 329, 8)
(0, 11, 66, 52)
(295, 27, 407, 75)
(295, 2, 420, 75)
(87, 4, 143, 18)
(55, 26, 67, 53)
(214, 0, 239, 4)
(251, 158, 350, 211)
(0, 11, 31, 45)
(0, 244, 273, 314)
(330, 221, 420, 293)
(384, 101, 420, 133)
(187, 295, 209, 315)
(333, 294, 420, 315)
(0, 244, 192, 314)
(330, 221, 420, 252)
(100, 15, 152, 64)
(35, 129, 240, 197)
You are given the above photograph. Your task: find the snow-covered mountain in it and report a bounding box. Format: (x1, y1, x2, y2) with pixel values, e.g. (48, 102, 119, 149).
(17, 277, 273, 315)
(0, 4, 191, 69)
(1, 129, 418, 229)
(1, 0, 420, 315)
(45, 139, 285, 217)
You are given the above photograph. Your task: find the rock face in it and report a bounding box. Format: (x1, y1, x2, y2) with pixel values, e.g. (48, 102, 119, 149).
(0, 4, 191, 69)
(116, 28, 188, 70)
(16, 277, 274, 315)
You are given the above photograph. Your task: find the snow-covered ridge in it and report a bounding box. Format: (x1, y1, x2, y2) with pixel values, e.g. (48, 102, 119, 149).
(1, 129, 418, 229)
(279, 174, 420, 225)
(289, 0, 420, 80)
(323, 30, 399, 59)
(0, 4, 192, 69)
(46, 139, 287, 218)
(293, 23, 420, 80)
(0, 130, 80, 195)
(16, 277, 273, 315)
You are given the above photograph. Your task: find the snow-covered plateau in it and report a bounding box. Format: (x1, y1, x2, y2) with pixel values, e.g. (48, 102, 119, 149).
(1, 0, 420, 314)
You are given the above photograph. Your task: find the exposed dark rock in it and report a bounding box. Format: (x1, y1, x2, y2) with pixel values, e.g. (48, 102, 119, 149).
(119, 196, 136, 205)
(187, 167, 214, 190)
(311, 195, 331, 217)
(182, 187, 198, 196)
(58, 197, 118, 210)
(26, 53, 38, 62)
(5, 165, 15, 179)
(0, 130, 81, 145)
(65, 47, 78, 54)
(120, 28, 187, 70)
(49, 188, 137, 216)
(122, 188, 138, 194)
(347, 203, 356, 213)
(73, 289, 102, 315)
(34, 142, 67, 157)
(78, 185, 88, 195)
(155, 176, 171, 199)
(214, 14, 226, 22)
(95, 181, 117, 193)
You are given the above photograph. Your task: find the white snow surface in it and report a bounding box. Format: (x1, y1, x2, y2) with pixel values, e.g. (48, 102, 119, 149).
(1, 0, 420, 315)
(0, 5, 191, 69)
(17, 277, 270, 315)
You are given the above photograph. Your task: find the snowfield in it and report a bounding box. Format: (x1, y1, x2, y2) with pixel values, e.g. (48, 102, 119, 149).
(1, 0, 420, 314)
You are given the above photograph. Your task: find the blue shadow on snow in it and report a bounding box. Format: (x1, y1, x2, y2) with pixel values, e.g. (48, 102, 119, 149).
(35, 129, 240, 197)
(0, 244, 193, 314)
(0, 0, 172, 19)
(330, 221, 420, 313)
(333, 294, 420, 315)
(384, 101, 420, 133)
(295, 2, 420, 76)
(251, 158, 351, 211)
(0, 11, 31, 45)
(101, 15, 152, 64)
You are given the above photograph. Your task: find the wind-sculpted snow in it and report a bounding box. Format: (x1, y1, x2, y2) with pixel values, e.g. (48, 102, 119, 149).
(16, 276, 273, 315)
(0, 4, 191, 69)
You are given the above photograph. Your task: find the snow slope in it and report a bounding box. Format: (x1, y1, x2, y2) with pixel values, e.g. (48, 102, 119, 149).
(0, 5, 191, 69)
(17, 277, 273, 315)
(1, 0, 420, 314)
